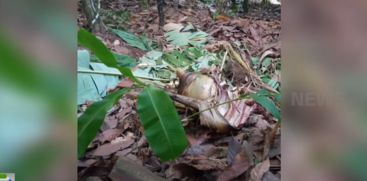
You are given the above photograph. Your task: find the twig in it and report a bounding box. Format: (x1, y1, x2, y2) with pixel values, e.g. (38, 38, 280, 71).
(78, 69, 122, 76)
(219, 50, 229, 80)
(137, 76, 172, 82)
(225, 43, 279, 94)
(270, 121, 280, 145)
(181, 96, 249, 122)
(166, 92, 200, 109)
(78, 69, 172, 82)
(128, 90, 201, 110)
(262, 121, 280, 160)
(220, 50, 228, 72)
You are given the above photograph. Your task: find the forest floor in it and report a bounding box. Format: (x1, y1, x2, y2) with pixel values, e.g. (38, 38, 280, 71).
(78, 0, 281, 180)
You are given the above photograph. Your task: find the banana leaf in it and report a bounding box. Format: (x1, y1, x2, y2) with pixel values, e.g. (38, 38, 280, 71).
(77, 50, 121, 105)
(137, 86, 188, 161)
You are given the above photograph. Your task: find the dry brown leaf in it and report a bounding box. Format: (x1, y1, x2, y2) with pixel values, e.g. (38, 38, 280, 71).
(99, 128, 122, 143)
(209, 27, 223, 36)
(136, 136, 147, 148)
(103, 116, 118, 129)
(186, 131, 210, 146)
(185, 144, 223, 157)
(109, 157, 165, 181)
(249, 159, 270, 181)
(180, 156, 226, 171)
(232, 18, 249, 29)
(255, 118, 271, 131)
(227, 137, 242, 165)
(113, 46, 130, 55)
(93, 142, 123, 156)
(249, 26, 260, 42)
(163, 22, 184, 32)
(93, 137, 134, 156)
(217, 149, 252, 181)
(115, 106, 132, 121)
(117, 78, 134, 88)
(116, 148, 133, 157)
(216, 15, 231, 22)
(165, 163, 201, 180)
(178, 16, 188, 23)
(78, 159, 97, 167)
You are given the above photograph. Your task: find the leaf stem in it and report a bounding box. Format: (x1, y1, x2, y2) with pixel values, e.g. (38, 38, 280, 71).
(182, 95, 249, 122)
(78, 69, 122, 76)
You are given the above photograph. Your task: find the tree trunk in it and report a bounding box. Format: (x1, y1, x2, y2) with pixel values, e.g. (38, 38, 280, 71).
(157, 0, 165, 27)
(81, 0, 106, 33)
(243, 0, 249, 14)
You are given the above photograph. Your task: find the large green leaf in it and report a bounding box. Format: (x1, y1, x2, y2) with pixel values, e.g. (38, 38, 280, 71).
(114, 53, 137, 68)
(250, 93, 281, 121)
(78, 29, 117, 67)
(164, 23, 208, 47)
(78, 89, 129, 158)
(77, 50, 121, 105)
(90, 53, 137, 68)
(133, 50, 174, 80)
(112, 29, 152, 51)
(77, 28, 143, 85)
(137, 86, 188, 161)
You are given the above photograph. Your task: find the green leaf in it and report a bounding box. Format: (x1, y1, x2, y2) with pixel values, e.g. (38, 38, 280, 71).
(78, 89, 129, 158)
(140, 50, 163, 65)
(275, 93, 281, 103)
(91, 53, 137, 68)
(78, 29, 117, 67)
(112, 29, 151, 51)
(250, 93, 281, 121)
(137, 86, 188, 161)
(77, 73, 102, 104)
(77, 63, 121, 105)
(133, 50, 174, 80)
(78, 49, 91, 68)
(77, 50, 122, 105)
(114, 53, 137, 68)
(164, 24, 208, 47)
(78, 28, 143, 85)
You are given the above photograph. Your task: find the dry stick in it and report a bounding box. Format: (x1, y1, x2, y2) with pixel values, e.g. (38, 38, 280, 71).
(219, 49, 229, 80)
(226, 44, 253, 73)
(262, 131, 272, 161)
(78, 69, 122, 76)
(220, 50, 229, 72)
(225, 43, 279, 94)
(262, 121, 280, 160)
(78, 69, 172, 82)
(270, 121, 280, 145)
(166, 92, 200, 109)
(138, 77, 171, 82)
(127, 90, 199, 109)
